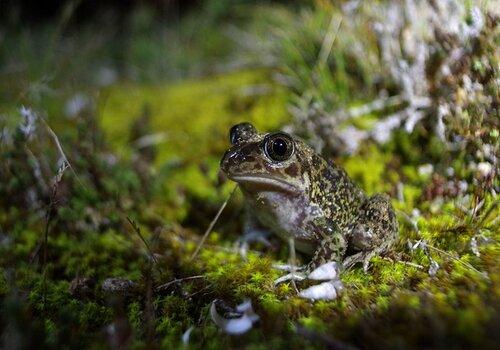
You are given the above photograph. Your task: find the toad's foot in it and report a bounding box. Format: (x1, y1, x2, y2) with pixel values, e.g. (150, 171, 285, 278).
(273, 263, 307, 285)
(234, 228, 272, 259)
(274, 262, 342, 301)
(342, 251, 376, 272)
(274, 271, 307, 285)
(273, 264, 306, 272)
(273, 261, 340, 284)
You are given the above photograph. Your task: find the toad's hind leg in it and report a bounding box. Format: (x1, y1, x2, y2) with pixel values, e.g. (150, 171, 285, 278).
(343, 194, 398, 271)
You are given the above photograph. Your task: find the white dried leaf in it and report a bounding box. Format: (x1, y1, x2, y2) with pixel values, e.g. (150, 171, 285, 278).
(404, 110, 424, 133)
(64, 93, 92, 118)
(338, 126, 368, 154)
(409, 239, 422, 252)
(411, 209, 421, 219)
(19, 106, 37, 139)
(308, 262, 339, 281)
(476, 162, 493, 178)
(299, 280, 344, 301)
(418, 164, 434, 177)
(470, 237, 480, 257)
(371, 114, 402, 143)
(182, 326, 194, 345)
(428, 259, 440, 277)
(210, 299, 259, 335)
(54, 159, 69, 183)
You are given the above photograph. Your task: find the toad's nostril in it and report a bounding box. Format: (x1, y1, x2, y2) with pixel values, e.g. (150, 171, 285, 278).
(220, 148, 238, 170)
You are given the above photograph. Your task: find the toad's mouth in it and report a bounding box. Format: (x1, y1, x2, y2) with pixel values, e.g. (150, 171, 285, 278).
(228, 174, 299, 194)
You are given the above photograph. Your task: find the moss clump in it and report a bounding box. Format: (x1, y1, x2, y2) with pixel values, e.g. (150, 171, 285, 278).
(100, 69, 289, 165)
(342, 144, 391, 194)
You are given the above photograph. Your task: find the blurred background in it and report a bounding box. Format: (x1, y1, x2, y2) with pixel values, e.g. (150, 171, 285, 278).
(0, 0, 498, 349)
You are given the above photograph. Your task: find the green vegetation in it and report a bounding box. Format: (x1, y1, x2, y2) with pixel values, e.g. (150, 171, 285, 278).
(1, 1, 498, 349)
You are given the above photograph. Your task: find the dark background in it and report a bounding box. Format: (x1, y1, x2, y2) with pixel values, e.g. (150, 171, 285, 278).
(0, 0, 306, 25)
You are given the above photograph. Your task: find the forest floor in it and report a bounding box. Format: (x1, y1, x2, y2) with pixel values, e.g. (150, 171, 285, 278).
(1, 1, 498, 349)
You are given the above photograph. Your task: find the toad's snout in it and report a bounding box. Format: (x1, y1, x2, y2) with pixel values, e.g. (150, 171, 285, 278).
(220, 148, 237, 174)
(220, 145, 257, 176)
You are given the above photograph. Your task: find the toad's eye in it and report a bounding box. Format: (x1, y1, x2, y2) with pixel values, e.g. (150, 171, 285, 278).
(263, 132, 294, 162)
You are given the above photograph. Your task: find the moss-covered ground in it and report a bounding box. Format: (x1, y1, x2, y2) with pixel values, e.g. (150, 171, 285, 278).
(1, 2, 498, 349)
(1, 68, 498, 349)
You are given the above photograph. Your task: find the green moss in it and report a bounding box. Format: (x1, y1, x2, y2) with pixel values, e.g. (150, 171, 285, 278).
(128, 301, 144, 336)
(342, 144, 391, 194)
(55, 230, 142, 280)
(1, 11, 498, 349)
(299, 315, 327, 332)
(99, 69, 289, 165)
(0, 269, 8, 295)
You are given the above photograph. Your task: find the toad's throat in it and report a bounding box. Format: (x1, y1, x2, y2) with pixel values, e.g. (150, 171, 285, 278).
(229, 174, 300, 194)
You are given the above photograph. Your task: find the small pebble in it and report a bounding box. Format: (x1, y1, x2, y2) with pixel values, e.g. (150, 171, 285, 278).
(102, 278, 136, 297)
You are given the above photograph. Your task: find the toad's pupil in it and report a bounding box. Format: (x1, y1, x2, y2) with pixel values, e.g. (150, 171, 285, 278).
(272, 138, 287, 156)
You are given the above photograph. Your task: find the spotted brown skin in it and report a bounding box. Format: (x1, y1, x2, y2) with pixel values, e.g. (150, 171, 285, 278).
(220, 123, 398, 270)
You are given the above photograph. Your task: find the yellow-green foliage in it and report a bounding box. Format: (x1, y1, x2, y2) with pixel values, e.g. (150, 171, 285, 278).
(343, 144, 392, 194)
(100, 69, 289, 164)
(99, 69, 290, 215)
(55, 230, 142, 280)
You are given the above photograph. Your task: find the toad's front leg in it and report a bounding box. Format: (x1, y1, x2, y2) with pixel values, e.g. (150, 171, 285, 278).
(277, 235, 345, 300)
(274, 226, 347, 284)
(305, 233, 347, 274)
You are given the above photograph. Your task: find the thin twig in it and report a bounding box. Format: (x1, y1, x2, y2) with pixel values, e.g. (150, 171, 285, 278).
(398, 261, 425, 270)
(126, 217, 158, 264)
(144, 266, 156, 347)
(30, 160, 69, 265)
(189, 185, 238, 261)
(318, 15, 343, 67)
(288, 237, 300, 294)
(43, 185, 57, 267)
(425, 244, 489, 280)
(348, 95, 404, 118)
(40, 117, 86, 189)
(156, 275, 205, 292)
(210, 244, 263, 256)
(383, 257, 424, 270)
(476, 199, 498, 227)
(40, 162, 68, 311)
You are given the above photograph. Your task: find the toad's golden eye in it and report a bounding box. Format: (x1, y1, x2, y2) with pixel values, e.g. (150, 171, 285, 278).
(263, 132, 294, 162)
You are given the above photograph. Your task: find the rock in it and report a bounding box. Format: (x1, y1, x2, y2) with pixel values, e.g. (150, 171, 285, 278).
(101, 278, 136, 298)
(308, 262, 339, 281)
(299, 280, 344, 301)
(69, 277, 95, 299)
(210, 299, 260, 335)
